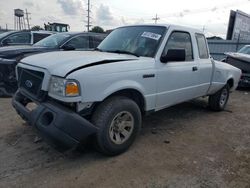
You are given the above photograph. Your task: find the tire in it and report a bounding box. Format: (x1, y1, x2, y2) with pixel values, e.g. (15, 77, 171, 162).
(209, 84, 230, 111)
(91, 96, 142, 156)
(0, 87, 13, 97)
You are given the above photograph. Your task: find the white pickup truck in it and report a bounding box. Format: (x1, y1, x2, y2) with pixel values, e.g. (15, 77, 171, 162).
(12, 24, 241, 155)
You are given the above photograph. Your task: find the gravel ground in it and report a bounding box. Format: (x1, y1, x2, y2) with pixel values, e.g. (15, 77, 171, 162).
(0, 90, 249, 188)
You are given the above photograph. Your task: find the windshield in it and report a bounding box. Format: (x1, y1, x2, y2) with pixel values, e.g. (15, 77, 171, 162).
(34, 33, 70, 47)
(238, 46, 250, 55)
(98, 26, 166, 57)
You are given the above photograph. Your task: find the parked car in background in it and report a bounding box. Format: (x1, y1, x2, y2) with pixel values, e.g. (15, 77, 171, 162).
(237, 45, 250, 55)
(223, 45, 250, 87)
(0, 30, 54, 47)
(0, 32, 107, 96)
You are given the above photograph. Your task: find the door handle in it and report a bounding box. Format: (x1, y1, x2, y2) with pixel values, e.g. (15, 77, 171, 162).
(192, 66, 198, 71)
(143, 74, 155, 78)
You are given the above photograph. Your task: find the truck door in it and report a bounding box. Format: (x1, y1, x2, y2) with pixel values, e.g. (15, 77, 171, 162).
(195, 33, 213, 95)
(156, 31, 200, 110)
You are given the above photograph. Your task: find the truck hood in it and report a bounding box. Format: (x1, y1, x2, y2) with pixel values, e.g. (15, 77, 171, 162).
(21, 51, 139, 77)
(0, 45, 53, 59)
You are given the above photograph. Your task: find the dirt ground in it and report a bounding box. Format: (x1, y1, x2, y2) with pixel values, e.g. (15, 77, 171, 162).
(0, 90, 249, 188)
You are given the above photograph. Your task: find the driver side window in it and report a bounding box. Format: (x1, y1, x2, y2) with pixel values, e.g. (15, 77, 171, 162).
(3, 32, 31, 45)
(65, 36, 89, 49)
(163, 31, 193, 61)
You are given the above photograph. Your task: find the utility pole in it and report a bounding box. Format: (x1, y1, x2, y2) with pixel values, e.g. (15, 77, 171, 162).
(202, 25, 205, 33)
(86, 0, 92, 32)
(25, 9, 31, 30)
(152, 14, 160, 24)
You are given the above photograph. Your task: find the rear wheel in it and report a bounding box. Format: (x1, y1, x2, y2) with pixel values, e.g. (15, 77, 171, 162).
(91, 96, 141, 156)
(209, 84, 230, 111)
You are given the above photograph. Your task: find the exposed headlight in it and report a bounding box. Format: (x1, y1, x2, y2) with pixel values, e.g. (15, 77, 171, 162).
(49, 76, 80, 97)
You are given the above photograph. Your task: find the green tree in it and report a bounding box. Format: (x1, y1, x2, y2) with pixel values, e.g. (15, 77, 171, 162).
(31, 25, 44, 31)
(90, 26, 104, 33)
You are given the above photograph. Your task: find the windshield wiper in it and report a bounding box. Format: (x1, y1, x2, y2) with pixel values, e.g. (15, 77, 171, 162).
(105, 50, 140, 57)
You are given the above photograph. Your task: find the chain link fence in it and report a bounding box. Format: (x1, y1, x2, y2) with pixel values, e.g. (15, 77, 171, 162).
(208, 39, 250, 60)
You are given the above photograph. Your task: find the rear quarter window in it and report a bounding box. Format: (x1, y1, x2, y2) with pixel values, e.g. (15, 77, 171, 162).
(195, 33, 209, 59)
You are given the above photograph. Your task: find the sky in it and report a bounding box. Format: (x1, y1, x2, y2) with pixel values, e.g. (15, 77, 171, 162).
(0, 0, 250, 38)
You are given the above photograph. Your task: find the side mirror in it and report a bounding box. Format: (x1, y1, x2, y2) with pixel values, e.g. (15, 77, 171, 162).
(161, 49, 186, 63)
(61, 44, 75, 51)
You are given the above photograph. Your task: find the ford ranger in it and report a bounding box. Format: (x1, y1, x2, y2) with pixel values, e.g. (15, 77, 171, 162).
(12, 24, 241, 155)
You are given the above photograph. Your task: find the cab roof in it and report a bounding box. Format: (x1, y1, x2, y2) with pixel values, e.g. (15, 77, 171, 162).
(117, 24, 204, 35)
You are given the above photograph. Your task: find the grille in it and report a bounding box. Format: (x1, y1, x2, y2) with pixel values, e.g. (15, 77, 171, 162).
(18, 67, 44, 97)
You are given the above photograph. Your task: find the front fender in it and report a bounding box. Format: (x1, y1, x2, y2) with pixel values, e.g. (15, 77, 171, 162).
(103, 80, 146, 98)
(73, 71, 156, 111)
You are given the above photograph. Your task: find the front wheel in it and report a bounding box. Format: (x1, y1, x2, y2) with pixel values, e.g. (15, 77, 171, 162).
(209, 84, 230, 111)
(91, 96, 142, 156)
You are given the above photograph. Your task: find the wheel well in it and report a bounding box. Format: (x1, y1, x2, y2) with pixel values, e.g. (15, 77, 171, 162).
(108, 89, 145, 113)
(227, 78, 234, 89)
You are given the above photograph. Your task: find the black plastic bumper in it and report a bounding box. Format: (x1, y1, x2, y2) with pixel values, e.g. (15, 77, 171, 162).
(12, 91, 98, 149)
(238, 74, 250, 88)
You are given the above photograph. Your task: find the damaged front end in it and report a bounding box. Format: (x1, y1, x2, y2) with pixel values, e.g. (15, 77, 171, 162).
(225, 54, 250, 87)
(0, 58, 18, 96)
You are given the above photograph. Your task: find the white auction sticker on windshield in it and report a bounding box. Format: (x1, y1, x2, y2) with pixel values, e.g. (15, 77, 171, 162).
(141, 32, 161, 40)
